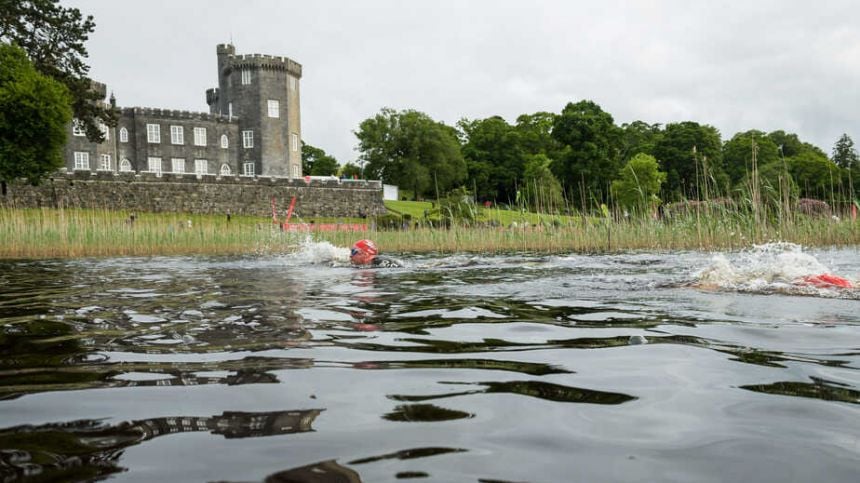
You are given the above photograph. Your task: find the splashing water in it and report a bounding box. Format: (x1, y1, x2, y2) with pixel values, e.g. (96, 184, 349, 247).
(693, 242, 855, 295)
(287, 236, 352, 265)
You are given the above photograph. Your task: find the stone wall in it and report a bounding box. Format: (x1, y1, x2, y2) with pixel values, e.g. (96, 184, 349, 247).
(1, 171, 385, 218)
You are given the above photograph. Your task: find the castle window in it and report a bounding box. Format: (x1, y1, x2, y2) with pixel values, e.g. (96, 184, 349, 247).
(146, 124, 160, 143)
(243, 162, 255, 176)
(195, 159, 208, 175)
(147, 157, 162, 174)
(241, 69, 251, 85)
(72, 120, 86, 136)
(242, 130, 254, 148)
(291, 164, 300, 178)
(291, 133, 299, 151)
(220, 164, 232, 176)
(220, 134, 229, 148)
(120, 158, 132, 172)
(119, 127, 128, 143)
(171, 158, 185, 173)
(193, 127, 207, 146)
(267, 100, 279, 118)
(99, 154, 112, 171)
(73, 152, 90, 170)
(228, 103, 233, 119)
(289, 75, 297, 91)
(170, 125, 184, 145)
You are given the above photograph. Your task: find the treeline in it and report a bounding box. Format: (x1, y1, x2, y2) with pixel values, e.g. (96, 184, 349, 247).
(308, 101, 859, 214)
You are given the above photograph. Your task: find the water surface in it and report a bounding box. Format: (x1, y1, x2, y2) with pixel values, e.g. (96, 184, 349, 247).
(1, 242, 858, 482)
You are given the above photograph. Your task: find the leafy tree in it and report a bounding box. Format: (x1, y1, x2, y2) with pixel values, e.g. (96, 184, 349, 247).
(722, 130, 780, 187)
(550, 100, 622, 207)
(339, 162, 361, 179)
(0, 0, 114, 142)
(459, 116, 524, 203)
(610, 153, 666, 212)
(767, 130, 804, 158)
(787, 149, 842, 199)
(620, 121, 662, 161)
(832, 133, 859, 169)
(0, 43, 72, 193)
(356, 108, 466, 200)
(301, 142, 339, 176)
(515, 111, 562, 159)
(653, 122, 724, 201)
(521, 154, 564, 212)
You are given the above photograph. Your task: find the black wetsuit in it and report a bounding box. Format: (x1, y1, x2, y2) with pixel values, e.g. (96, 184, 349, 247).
(370, 256, 403, 268)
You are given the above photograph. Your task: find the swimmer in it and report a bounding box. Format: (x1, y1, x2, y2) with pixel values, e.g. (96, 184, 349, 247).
(795, 273, 854, 289)
(350, 239, 403, 268)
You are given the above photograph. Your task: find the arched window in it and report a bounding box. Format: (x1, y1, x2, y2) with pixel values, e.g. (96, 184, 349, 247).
(119, 158, 132, 172)
(220, 164, 232, 176)
(119, 127, 128, 143)
(220, 134, 229, 148)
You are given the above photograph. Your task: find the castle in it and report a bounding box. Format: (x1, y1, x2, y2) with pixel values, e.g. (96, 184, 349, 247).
(63, 44, 302, 179)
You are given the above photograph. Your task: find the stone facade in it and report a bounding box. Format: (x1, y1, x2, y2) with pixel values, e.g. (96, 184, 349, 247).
(64, 44, 301, 178)
(1, 172, 385, 218)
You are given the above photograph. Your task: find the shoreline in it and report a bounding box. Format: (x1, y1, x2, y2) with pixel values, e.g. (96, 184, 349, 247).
(2, 208, 858, 260)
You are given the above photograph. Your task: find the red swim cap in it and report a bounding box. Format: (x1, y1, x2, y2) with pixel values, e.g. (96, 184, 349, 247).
(350, 239, 378, 265)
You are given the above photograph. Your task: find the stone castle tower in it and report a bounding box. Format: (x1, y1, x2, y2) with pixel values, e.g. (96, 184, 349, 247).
(206, 44, 302, 177)
(60, 44, 303, 179)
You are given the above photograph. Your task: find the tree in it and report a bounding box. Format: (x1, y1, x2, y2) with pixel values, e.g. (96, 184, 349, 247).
(0, 0, 114, 142)
(550, 100, 622, 207)
(521, 154, 564, 212)
(610, 153, 666, 212)
(787, 149, 842, 199)
(339, 162, 361, 179)
(619, 121, 662, 161)
(767, 130, 804, 158)
(459, 116, 525, 203)
(515, 111, 562, 159)
(722, 130, 780, 188)
(301, 142, 339, 176)
(0, 43, 72, 192)
(355, 108, 466, 200)
(832, 133, 859, 169)
(653, 122, 724, 200)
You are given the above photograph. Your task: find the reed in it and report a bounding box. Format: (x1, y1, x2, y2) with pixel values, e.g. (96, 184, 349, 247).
(1, 204, 857, 259)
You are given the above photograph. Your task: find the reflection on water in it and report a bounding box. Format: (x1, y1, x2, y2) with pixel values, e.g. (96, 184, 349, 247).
(0, 242, 858, 481)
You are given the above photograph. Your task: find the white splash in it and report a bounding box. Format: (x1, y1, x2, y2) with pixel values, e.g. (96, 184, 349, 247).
(693, 242, 852, 294)
(287, 236, 351, 265)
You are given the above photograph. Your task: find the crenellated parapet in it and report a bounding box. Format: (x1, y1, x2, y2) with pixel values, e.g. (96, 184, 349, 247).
(223, 53, 302, 78)
(121, 107, 239, 123)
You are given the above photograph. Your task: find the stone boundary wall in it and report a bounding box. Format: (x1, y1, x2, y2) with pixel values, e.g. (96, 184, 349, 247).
(1, 171, 385, 218)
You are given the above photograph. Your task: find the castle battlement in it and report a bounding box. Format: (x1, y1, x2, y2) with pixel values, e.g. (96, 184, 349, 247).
(122, 107, 239, 123)
(224, 54, 302, 78)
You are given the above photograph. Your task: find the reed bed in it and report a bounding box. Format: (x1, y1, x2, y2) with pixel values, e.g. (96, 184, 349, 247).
(3, 206, 855, 259)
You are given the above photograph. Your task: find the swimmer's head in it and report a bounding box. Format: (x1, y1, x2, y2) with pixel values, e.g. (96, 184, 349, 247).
(350, 239, 378, 265)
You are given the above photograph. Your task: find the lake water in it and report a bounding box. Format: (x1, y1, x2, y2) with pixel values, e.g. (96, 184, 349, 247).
(1, 241, 858, 482)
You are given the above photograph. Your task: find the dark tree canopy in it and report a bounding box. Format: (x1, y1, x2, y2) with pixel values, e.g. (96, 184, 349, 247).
(301, 142, 339, 176)
(0, 0, 114, 142)
(355, 108, 465, 200)
(459, 116, 525, 203)
(722, 130, 780, 187)
(653, 122, 724, 200)
(620, 121, 662, 161)
(0, 43, 72, 187)
(550, 100, 621, 206)
(832, 133, 859, 169)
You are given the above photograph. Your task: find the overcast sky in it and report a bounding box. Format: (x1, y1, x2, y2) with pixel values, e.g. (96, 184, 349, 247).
(64, 0, 859, 165)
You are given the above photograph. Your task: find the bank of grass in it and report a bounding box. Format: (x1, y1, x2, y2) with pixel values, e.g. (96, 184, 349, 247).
(1, 205, 857, 259)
